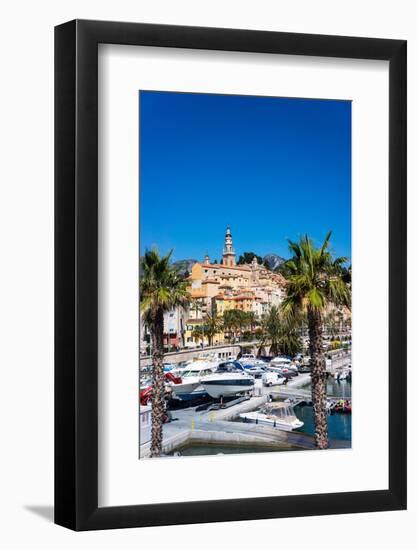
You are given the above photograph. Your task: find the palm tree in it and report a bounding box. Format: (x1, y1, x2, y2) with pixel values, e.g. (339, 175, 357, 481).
(258, 306, 302, 357)
(140, 249, 190, 457)
(245, 311, 257, 336)
(259, 306, 281, 356)
(204, 313, 223, 346)
(191, 326, 204, 346)
(323, 312, 338, 337)
(282, 232, 351, 449)
(236, 310, 248, 339)
(223, 309, 240, 343)
(277, 319, 303, 357)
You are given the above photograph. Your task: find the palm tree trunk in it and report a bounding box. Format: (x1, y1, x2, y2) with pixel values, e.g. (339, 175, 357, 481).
(270, 342, 278, 356)
(257, 344, 266, 357)
(150, 308, 165, 457)
(308, 307, 329, 449)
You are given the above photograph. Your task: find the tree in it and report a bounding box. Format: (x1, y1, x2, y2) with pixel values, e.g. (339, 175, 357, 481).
(223, 309, 244, 342)
(140, 249, 190, 457)
(282, 232, 351, 449)
(244, 311, 257, 334)
(236, 310, 248, 336)
(203, 313, 223, 346)
(258, 306, 302, 357)
(323, 312, 338, 337)
(191, 326, 204, 345)
(237, 251, 263, 265)
(277, 320, 303, 356)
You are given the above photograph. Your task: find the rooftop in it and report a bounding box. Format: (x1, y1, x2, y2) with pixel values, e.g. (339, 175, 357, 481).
(197, 262, 251, 271)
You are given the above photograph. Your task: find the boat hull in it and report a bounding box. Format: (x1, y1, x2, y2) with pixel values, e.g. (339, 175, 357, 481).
(240, 414, 303, 431)
(172, 388, 209, 401)
(202, 379, 255, 399)
(170, 380, 209, 401)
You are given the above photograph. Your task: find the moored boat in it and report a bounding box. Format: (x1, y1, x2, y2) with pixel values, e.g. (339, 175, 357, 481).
(334, 399, 352, 413)
(240, 402, 304, 431)
(201, 361, 255, 399)
(168, 360, 217, 401)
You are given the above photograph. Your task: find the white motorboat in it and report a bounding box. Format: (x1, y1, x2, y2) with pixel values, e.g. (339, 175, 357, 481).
(196, 352, 221, 363)
(169, 360, 193, 377)
(163, 362, 177, 372)
(169, 361, 217, 400)
(240, 356, 266, 367)
(240, 402, 304, 431)
(201, 361, 255, 399)
(238, 353, 257, 364)
(243, 364, 266, 378)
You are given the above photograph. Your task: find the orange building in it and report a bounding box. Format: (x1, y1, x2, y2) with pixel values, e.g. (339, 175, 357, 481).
(187, 227, 286, 322)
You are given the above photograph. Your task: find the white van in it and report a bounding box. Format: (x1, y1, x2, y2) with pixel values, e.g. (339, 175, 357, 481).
(262, 371, 286, 387)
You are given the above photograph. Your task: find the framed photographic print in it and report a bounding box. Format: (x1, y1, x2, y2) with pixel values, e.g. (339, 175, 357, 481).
(55, 20, 407, 531)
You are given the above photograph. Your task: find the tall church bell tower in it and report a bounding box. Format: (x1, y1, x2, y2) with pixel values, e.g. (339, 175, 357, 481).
(222, 226, 236, 267)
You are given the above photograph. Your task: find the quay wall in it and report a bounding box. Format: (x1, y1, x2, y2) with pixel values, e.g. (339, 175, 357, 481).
(140, 427, 299, 458)
(140, 343, 252, 367)
(140, 343, 351, 368)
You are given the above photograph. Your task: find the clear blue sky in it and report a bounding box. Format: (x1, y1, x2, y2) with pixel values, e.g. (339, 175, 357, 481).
(139, 91, 351, 263)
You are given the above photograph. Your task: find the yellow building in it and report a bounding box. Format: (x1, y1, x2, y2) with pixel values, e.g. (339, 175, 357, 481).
(183, 317, 226, 348)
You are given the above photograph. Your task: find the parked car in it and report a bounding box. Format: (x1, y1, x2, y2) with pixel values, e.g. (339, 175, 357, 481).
(243, 365, 266, 379)
(277, 369, 297, 379)
(298, 365, 311, 373)
(262, 371, 287, 387)
(287, 364, 299, 376)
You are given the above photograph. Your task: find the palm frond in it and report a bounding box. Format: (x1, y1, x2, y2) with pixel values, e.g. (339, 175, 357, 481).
(283, 232, 351, 313)
(140, 248, 191, 328)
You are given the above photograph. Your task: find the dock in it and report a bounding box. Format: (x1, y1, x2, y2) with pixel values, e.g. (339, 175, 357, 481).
(139, 372, 350, 457)
(327, 350, 351, 375)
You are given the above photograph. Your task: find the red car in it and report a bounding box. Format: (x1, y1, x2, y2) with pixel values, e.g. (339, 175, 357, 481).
(139, 371, 182, 406)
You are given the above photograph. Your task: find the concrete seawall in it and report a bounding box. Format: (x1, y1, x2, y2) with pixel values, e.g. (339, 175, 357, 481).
(139, 344, 243, 367)
(139, 374, 350, 458)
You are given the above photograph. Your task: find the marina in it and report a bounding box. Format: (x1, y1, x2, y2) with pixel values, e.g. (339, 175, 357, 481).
(139, 354, 352, 457)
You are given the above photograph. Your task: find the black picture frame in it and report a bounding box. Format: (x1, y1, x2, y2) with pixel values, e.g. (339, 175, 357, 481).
(55, 19, 407, 531)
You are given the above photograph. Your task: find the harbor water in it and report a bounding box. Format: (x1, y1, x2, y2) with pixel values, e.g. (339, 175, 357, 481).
(297, 378, 352, 441)
(165, 377, 351, 457)
(169, 443, 301, 456)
